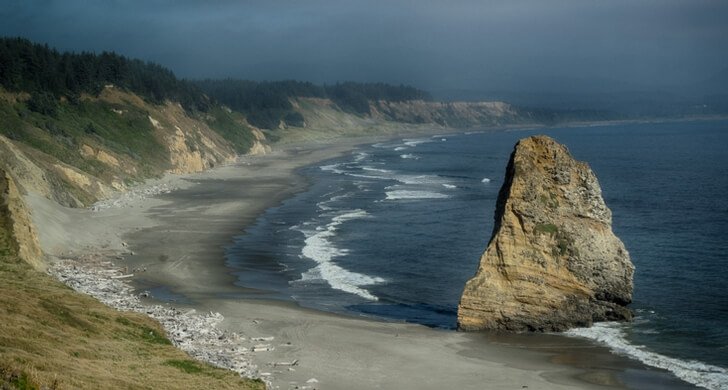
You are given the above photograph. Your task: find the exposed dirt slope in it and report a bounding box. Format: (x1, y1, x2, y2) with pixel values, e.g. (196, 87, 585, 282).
(0, 86, 263, 207)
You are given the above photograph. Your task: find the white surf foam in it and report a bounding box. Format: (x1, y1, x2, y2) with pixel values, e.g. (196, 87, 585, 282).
(403, 138, 434, 147)
(331, 209, 369, 224)
(361, 166, 392, 174)
(316, 193, 350, 211)
(442, 184, 457, 189)
(385, 190, 450, 200)
(566, 322, 728, 390)
(351, 166, 443, 186)
(481, 177, 491, 183)
(297, 210, 383, 301)
(397, 175, 441, 185)
(400, 154, 419, 160)
(353, 152, 369, 162)
(394, 146, 407, 151)
(320, 163, 344, 174)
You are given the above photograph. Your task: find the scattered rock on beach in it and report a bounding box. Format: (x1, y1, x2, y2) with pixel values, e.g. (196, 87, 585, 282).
(91, 183, 176, 211)
(48, 256, 269, 385)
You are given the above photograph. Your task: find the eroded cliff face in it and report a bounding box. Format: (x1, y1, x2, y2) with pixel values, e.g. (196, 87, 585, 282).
(246, 128, 273, 156)
(457, 136, 634, 332)
(144, 100, 240, 174)
(277, 97, 526, 145)
(369, 100, 520, 127)
(0, 87, 265, 208)
(0, 169, 43, 270)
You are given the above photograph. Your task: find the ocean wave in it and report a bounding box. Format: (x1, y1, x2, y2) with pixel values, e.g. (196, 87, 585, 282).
(403, 138, 434, 147)
(566, 322, 728, 390)
(398, 175, 442, 185)
(394, 146, 408, 151)
(385, 190, 450, 200)
(442, 184, 457, 189)
(322, 163, 393, 182)
(481, 177, 491, 183)
(331, 209, 369, 224)
(296, 210, 383, 301)
(400, 154, 419, 159)
(353, 152, 369, 162)
(352, 166, 443, 186)
(353, 182, 370, 192)
(361, 166, 393, 174)
(320, 163, 344, 174)
(316, 192, 351, 211)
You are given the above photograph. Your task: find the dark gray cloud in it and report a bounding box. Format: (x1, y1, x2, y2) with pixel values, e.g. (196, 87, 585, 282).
(2, 0, 727, 96)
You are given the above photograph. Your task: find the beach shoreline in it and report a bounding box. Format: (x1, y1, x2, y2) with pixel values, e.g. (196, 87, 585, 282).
(28, 129, 697, 390)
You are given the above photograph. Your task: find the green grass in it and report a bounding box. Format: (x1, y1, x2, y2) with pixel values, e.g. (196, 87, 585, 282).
(139, 326, 173, 345)
(164, 360, 205, 374)
(0, 212, 16, 258)
(0, 98, 169, 179)
(0, 365, 45, 390)
(539, 192, 560, 209)
(39, 299, 97, 333)
(204, 107, 256, 153)
(556, 238, 570, 256)
(534, 223, 558, 235)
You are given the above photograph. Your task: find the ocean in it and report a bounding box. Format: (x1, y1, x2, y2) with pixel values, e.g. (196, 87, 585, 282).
(226, 120, 728, 390)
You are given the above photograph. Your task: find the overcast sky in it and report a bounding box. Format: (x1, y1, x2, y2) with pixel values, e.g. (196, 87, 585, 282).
(2, 0, 727, 94)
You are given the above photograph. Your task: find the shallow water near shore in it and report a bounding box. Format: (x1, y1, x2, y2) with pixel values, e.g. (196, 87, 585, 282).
(227, 120, 728, 389)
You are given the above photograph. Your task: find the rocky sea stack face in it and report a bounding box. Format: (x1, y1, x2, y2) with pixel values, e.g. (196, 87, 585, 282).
(457, 136, 634, 332)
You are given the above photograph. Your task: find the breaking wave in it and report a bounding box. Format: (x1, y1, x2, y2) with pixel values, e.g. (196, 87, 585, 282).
(295, 210, 384, 301)
(385, 190, 450, 200)
(566, 322, 728, 390)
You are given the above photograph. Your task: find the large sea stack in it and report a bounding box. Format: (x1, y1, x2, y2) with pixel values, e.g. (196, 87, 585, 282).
(457, 136, 634, 332)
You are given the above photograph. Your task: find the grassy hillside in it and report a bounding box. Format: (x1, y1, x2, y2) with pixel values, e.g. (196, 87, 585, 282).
(0, 85, 261, 207)
(0, 37, 260, 207)
(0, 173, 264, 390)
(195, 79, 433, 130)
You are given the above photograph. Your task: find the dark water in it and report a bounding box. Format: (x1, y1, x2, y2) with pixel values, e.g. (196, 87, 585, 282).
(226, 120, 728, 389)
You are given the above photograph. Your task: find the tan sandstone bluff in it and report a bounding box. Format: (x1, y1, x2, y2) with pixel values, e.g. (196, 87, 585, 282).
(457, 135, 634, 332)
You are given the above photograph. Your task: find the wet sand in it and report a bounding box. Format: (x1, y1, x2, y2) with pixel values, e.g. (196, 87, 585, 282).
(28, 134, 696, 390)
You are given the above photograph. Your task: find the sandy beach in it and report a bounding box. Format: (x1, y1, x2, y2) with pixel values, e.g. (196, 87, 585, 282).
(28, 134, 696, 390)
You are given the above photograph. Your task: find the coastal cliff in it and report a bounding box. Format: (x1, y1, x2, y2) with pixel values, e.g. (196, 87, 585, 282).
(0, 169, 43, 270)
(369, 100, 520, 127)
(457, 136, 634, 332)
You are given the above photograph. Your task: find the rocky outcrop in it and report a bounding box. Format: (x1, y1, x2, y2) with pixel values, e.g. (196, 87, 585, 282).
(457, 136, 634, 332)
(246, 128, 272, 156)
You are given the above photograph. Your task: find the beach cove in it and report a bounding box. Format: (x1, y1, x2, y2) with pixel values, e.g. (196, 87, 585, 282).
(28, 127, 703, 390)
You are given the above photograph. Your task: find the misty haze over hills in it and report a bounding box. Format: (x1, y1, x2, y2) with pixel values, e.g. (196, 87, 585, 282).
(1, 1, 727, 117)
(433, 66, 728, 116)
